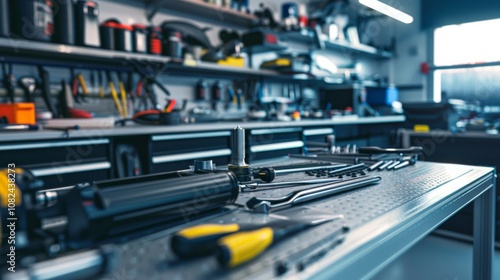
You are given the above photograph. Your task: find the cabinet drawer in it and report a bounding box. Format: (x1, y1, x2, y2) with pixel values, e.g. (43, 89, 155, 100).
(0, 139, 110, 167)
(151, 132, 231, 156)
(247, 128, 303, 162)
(150, 131, 232, 172)
(30, 162, 112, 188)
(0, 138, 112, 188)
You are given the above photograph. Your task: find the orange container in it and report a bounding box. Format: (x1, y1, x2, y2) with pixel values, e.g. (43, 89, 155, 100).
(0, 103, 36, 125)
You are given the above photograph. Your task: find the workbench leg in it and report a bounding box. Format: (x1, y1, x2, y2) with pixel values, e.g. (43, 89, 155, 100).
(473, 182, 495, 280)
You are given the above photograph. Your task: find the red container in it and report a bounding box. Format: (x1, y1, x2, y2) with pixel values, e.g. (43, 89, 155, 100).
(147, 26, 162, 55)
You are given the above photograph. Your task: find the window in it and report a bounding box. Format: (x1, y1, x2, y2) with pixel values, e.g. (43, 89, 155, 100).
(432, 18, 500, 104)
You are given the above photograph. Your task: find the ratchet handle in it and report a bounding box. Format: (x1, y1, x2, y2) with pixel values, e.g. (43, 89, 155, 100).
(358, 146, 423, 155)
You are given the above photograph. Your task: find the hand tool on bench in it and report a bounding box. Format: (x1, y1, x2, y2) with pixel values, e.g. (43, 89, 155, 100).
(252, 163, 349, 182)
(246, 175, 382, 213)
(170, 214, 343, 267)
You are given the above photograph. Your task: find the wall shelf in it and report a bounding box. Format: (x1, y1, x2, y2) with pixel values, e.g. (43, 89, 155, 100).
(144, 0, 257, 27)
(0, 38, 290, 79)
(0, 37, 170, 70)
(281, 30, 393, 60)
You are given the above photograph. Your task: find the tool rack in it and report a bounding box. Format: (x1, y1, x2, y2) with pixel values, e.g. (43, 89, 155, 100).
(90, 160, 494, 280)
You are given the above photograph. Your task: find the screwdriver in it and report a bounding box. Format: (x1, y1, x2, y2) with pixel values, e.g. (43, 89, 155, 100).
(216, 217, 340, 267)
(171, 216, 342, 267)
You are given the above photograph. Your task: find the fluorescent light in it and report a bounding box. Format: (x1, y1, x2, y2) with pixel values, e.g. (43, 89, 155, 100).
(359, 0, 413, 24)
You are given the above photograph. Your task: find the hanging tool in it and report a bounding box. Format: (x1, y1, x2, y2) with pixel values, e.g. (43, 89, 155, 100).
(171, 215, 343, 264)
(77, 73, 89, 97)
(2, 63, 15, 103)
(117, 72, 128, 117)
(246, 175, 381, 213)
(59, 80, 92, 118)
(106, 71, 125, 117)
(98, 71, 105, 98)
(164, 99, 177, 113)
(38, 66, 58, 116)
(18, 77, 37, 102)
(211, 81, 222, 111)
(195, 79, 207, 101)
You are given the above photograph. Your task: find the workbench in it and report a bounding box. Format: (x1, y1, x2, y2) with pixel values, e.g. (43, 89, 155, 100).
(85, 160, 493, 280)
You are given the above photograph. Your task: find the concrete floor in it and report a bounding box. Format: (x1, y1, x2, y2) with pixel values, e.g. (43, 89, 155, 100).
(371, 235, 500, 280)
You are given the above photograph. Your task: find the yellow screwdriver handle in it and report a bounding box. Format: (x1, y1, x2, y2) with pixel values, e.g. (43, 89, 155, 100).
(216, 227, 274, 267)
(177, 224, 240, 239)
(99, 86, 105, 98)
(77, 74, 89, 94)
(109, 82, 124, 117)
(118, 81, 128, 117)
(171, 224, 241, 258)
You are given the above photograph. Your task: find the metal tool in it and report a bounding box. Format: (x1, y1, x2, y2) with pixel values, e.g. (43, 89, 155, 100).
(228, 126, 252, 182)
(253, 163, 348, 182)
(393, 160, 411, 170)
(386, 160, 401, 170)
(246, 175, 382, 213)
(241, 178, 342, 190)
(367, 160, 385, 171)
(327, 163, 366, 175)
(378, 160, 393, 171)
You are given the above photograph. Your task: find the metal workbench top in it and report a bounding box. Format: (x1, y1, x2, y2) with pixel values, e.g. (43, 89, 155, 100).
(0, 115, 404, 142)
(98, 160, 495, 280)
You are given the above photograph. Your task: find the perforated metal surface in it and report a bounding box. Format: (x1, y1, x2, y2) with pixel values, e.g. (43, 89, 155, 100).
(99, 160, 490, 280)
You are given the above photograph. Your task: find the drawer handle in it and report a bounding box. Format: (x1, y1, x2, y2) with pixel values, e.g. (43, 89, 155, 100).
(250, 141, 304, 153)
(153, 149, 231, 164)
(31, 162, 111, 177)
(0, 139, 109, 151)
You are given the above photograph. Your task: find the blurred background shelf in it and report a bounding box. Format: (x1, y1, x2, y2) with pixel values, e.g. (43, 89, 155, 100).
(143, 0, 257, 27)
(281, 30, 393, 60)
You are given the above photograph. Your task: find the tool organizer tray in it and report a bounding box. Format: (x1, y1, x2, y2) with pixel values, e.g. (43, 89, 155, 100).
(100, 159, 494, 280)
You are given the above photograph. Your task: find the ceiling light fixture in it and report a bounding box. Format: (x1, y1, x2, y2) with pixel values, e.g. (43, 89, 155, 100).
(358, 0, 414, 24)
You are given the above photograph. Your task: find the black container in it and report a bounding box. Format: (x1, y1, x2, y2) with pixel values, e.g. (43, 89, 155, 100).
(147, 26, 162, 55)
(132, 24, 147, 53)
(162, 29, 183, 58)
(53, 0, 75, 44)
(75, 0, 100, 47)
(99, 20, 116, 50)
(0, 0, 9, 37)
(114, 23, 132, 52)
(10, 0, 55, 42)
(160, 111, 181, 125)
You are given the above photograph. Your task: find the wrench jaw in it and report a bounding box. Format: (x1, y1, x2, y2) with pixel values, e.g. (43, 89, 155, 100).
(246, 197, 272, 214)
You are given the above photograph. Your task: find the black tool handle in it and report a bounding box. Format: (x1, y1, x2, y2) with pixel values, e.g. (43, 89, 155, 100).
(358, 146, 423, 155)
(38, 67, 58, 116)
